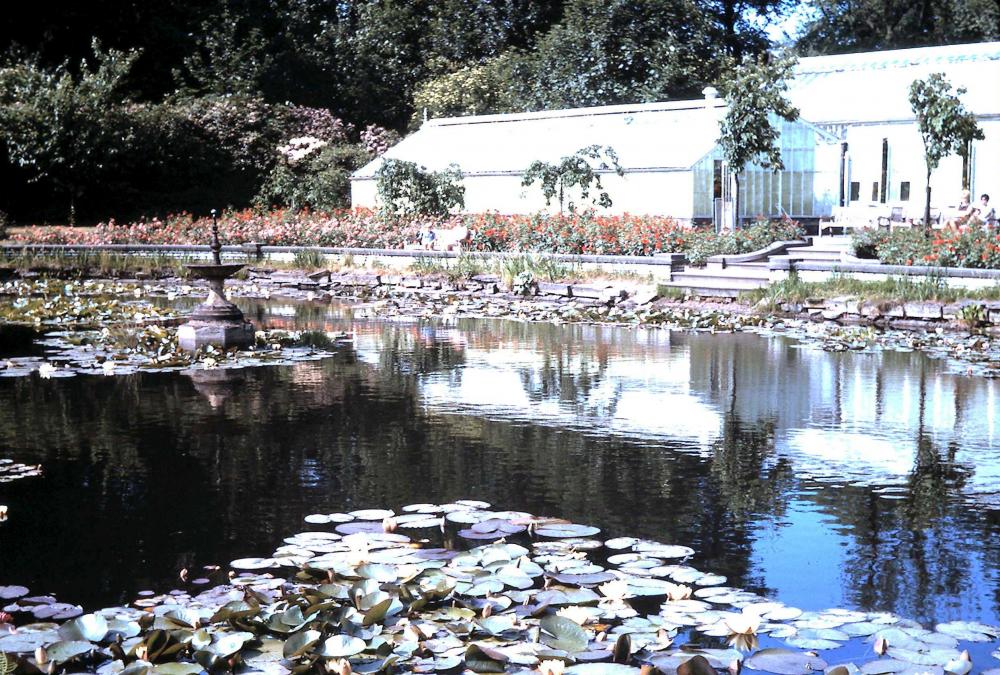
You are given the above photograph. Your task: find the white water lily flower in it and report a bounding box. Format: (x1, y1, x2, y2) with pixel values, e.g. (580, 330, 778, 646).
(102, 360, 116, 375)
(38, 362, 55, 379)
(537, 659, 565, 675)
(724, 610, 761, 636)
(347, 537, 370, 566)
(664, 583, 692, 601)
(556, 606, 592, 625)
(599, 580, 629, 601)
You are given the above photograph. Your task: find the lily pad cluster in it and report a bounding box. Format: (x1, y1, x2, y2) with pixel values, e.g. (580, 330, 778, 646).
(1, 502, 997, 675)
(0, 461, 41, 485)
(0, 280, 177, 329)
(0, 327, 349, 380)
(0, 586, 83, 623)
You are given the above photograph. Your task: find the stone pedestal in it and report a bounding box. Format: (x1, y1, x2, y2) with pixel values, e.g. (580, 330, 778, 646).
(179, 263, 255, 351)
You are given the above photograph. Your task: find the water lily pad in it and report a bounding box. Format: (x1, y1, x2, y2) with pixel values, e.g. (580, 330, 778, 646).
(152, 663, 206, 675)
(46, 640, 95, 664)
(282, 630, 322, 658)
(537, 524, 601, 538)
(59, 613, 109, 641)
(541, 614, 590, 653)
(0, 585, 29, 600)
(350, 509, 395, 521)
(0, 630, 58, 653)
(230, 557, 277, 570)
(859, 660, 910, 674)
(745, 648, 828, 675)
(210, 631, 253, 657)
(317, 635, 366, 658)
(566, 665, 642, 675)
(935, 621, 997, 642)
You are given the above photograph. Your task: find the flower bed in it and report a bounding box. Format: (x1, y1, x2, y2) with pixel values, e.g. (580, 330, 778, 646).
(10, 209, 803, 263)
(853, 227, 1000, 269)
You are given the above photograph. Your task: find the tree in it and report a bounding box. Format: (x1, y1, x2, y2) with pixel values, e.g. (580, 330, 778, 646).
(511, 0, 720, 111)
(0, 41, 142, 223)
(797, 0, 1000, 54)
(521, 145, 624, 214)
(411, 56, 521, 123)
(375, 159, 465, 217)
(700, 0, 791, 58)
(908, 73, 984, 228)
(717, 53, 799, 228)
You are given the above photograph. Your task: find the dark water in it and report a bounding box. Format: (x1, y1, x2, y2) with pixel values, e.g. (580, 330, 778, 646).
(1, 299, 998, 631)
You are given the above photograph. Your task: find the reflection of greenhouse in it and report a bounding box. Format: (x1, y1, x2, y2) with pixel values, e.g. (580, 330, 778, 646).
(344, 323, 999, 501)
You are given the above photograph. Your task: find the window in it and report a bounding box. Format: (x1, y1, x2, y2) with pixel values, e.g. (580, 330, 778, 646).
(850, 182, 860, 202)
(900, 181, 910, 201)
(871, 182, 879, 202)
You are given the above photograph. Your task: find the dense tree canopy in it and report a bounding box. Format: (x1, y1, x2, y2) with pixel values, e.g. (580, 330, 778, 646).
(797, 0, 1000, 53)
(0, 0, 996, 223)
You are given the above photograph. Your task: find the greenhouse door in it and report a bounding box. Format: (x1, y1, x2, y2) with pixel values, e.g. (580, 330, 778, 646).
(713, 160, 735, 232)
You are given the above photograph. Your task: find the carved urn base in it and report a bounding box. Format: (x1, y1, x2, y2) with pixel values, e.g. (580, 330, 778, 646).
(179, 263, 255, 351)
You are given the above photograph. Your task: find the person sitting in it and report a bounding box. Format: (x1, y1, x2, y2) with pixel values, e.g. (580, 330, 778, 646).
(944, 190, 979, 230)
(979, 194, 996, 229)
(420, 226, 437, 250)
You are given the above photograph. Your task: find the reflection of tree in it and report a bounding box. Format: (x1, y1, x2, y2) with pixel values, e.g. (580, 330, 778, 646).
(709, 414, 793, 519)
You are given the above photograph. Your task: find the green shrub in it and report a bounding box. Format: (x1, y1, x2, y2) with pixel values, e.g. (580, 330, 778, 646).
(851, 227, 1000, 269)
(255, 142, 367, 212)
(375, 159, 465, 217)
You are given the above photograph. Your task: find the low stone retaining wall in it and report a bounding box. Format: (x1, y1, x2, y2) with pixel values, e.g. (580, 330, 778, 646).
(0, 243, 686, 279)
(778, 295, 1000, 330)
(769, 258, 1000, 290)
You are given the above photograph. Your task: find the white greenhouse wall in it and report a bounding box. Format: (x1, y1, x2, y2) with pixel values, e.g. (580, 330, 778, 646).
(842, 120, 999, 211)
(351, 171, 696, 219)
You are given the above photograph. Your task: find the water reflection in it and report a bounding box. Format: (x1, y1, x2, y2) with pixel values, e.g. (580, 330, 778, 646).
(0, 300, 996, 629)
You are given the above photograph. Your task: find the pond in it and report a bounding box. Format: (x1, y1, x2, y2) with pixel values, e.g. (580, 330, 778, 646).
(0, 298, 998, 640)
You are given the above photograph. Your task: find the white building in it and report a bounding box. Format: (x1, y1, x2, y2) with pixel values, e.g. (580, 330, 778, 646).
(351, 41, 1000, 225)
(795, 42, 1000, 216)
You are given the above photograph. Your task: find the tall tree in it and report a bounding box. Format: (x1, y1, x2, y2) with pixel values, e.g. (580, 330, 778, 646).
(514, 0, 720, 111)
(908, 73, 983, 228)
(699, 0, 791, 58)
(717, 53, 799, 227)
(797, 0, 1000, 54)
(0, 42, 143, 223)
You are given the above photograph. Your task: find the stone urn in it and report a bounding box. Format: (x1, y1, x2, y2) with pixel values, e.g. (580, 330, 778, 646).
(177, 211, 255, 351)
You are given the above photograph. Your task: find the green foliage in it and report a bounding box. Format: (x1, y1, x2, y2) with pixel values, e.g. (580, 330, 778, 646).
(292, 249, 327, 270)
(853, 226, 1000, 269)
(256, 141, 368, 212)
(908, 73, 984, 226)
(797, 0, 1000, 54)
(375, 159, 465, 217)
(411, 56, 520, 122)
(513, 0, 719, 110)
(0, 41, 143, 222)
(852, 228, 933, 264)
(717, 53, 799, 225)
(521, 145, 623, 214)
(175, 5, 271, 97)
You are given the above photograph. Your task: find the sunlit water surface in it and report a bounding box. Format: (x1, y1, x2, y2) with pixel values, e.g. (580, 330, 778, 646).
(1, 299, 998, 632)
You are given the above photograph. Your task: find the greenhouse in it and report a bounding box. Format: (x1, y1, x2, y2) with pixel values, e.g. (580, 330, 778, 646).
(351, 100, 841, 224)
